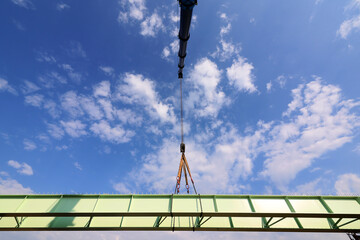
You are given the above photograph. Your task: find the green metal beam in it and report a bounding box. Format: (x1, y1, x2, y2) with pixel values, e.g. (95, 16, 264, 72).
(0, 194, 359, 232)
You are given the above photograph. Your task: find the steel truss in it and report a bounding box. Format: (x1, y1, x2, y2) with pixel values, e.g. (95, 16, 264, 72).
(0, 194, 359, 232)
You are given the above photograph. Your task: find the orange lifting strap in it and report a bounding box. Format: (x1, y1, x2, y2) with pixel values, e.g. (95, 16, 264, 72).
(174, 146, 197, 194)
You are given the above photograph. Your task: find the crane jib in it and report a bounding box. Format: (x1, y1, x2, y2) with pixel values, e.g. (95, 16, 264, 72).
(178, 0, 197, 79)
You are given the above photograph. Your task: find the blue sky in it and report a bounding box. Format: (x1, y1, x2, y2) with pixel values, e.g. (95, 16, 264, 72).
(1, 0, 360, 239)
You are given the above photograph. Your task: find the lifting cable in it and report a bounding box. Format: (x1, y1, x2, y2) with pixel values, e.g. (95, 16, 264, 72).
(180, 77, 184, 145)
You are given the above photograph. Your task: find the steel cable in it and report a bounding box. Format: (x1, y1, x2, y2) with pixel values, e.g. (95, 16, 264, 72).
(180, 77, 184, 144)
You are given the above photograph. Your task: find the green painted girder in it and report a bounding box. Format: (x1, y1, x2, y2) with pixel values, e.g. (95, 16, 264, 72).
(0, 194, 359, 232)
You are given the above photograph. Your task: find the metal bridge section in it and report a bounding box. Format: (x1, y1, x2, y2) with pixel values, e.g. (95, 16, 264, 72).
(0, 194, 359, 232)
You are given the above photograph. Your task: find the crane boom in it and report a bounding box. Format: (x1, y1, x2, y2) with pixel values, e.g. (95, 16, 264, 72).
(178, 0, 197, 79)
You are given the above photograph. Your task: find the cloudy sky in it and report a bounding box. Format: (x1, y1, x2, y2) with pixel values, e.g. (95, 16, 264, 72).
(1, 0, 360, 239)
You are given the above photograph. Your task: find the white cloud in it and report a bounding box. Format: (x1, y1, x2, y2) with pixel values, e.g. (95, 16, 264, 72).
(37, 134, 50, 143)
(335, 173, 360, 194)
(347, 0, 360, 10)
(211, 40, 241, 61)
(291, 178, 323, 195)
(131, 139, 186, 192)
(0, 78, 18, 95)
(61, 85, 142, 126)
(220, 23, 231, 36)
(74, 162, 82, 170)
(55, 145, 68, 151)
(80, 96, 104, 120)
(67, 41, 87, 58)
(353, 143, 360, 154)
(140, 13, 164, 37)
(47, 123, 65, 139)
(128, 0, 146, 20)
(61, 90, 106, 120)
(170, 40, 178, 53)
(337, 15, 360, 39)
(61, 64, 82, 83)
(13, 19, 25, 31)
(11, 0, 34, 9)
(220, 13, 228, 21)
(90, 120, 134, 144)
(169, 11, 179, 23)
(61, 64, 72, 71)
(24, 94, 44, 107)
(261, 79, 360, 190)
(337, 0, 360, 39)
(98, 99, 115, 120)
(118, 0, 146, 22)
(57, 2, 70, 11)
(60, 91, 83, 117)
(35, 51, 56, 63)
(162, 40, 178, 61)
(266, 76, 287, 93)
(226, 57, 257, 93)
(204, 124, 269, 192)
(118, 73, 153, 104)
(116, 73, 176, 124)
(58, 81, 143, 143)
(38, 72, 67, 88)
(93, 80, 111, 98)
(118, 11, 129, 23)
(0, 176, 33, 194)
(266, 81, 272, 92)
(191, 13, 197, 25)
(171, 27, 179, 37)
(23, 139, 37, 150)
(21, 80, 40, 94)
(211, 12, 241, 61)
(44, 100, 60, 118)
(8, 160, 33, 176)
(161, 47, 170, 59)
(146, 125, 162, 135)
(113, 182, 132, 193)
(61, 120, 87, 138)
(0, 171, 9, 177)
(102, 145, 111, 154)
(116, 108, 143, 125)
(119, 1, 177, 40)
(99, 66, 114, 76)
(185, 58, 229, 118)
(276, 75, 287, 88)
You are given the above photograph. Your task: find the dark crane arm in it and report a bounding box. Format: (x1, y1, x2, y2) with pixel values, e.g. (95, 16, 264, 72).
(178, 0, 197, 79)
